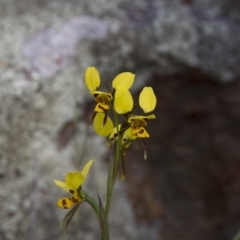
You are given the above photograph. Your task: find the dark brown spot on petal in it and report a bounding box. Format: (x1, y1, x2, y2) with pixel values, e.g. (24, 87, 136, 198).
(62, 199, 67, 207)
(72, 197, 78, 202)
(139, 129, 144, 134)
(99, 104, 108, 111)
(69, 189, 75, 194)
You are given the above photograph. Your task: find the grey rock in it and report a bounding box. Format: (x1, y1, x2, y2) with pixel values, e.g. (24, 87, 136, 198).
(192, 0, 240, 81)
(0, 0, 157, 240)
(1, 0, 239, 239)
(19, 0, 240, 82)
(22, 16, 108, 79)
(83, 0, 240, 82)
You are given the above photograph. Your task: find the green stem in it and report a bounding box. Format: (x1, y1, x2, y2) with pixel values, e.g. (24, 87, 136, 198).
(85, 195, 109, 240)
(232, 229, 240, 240)
(105, 108, 122, 219)
(112, 132, 122, 186)
(105, 150, 115, 219)
(84, 195, 100, 217)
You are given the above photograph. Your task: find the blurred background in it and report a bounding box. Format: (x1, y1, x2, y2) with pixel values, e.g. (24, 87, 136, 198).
(0, 0, 240, 239)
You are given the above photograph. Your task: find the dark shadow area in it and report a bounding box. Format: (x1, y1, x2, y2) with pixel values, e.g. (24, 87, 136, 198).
(126, 68, 240, 240)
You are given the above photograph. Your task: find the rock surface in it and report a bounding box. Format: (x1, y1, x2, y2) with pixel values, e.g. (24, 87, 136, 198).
(84, 0, 240, 82)
(1, 0, 240, 239)
(0, 1, 156, 240)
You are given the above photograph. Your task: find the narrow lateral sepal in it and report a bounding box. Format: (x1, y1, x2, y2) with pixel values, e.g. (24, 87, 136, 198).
(98, 194, 109, 240)
(60, 202, 81, 234)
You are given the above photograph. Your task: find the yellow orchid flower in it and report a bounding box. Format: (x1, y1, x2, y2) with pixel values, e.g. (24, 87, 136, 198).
(93, 91, 112, 113)
(122, 86, 156, 160)
(123, 87, 156, 139)
(139, 87, 157, 113)
(54, 160, 94, 209)
(123, 86, 156, 160)
(85, 67, 136, 117)
(85, 67, 112, 116)
(128, 114, 156, 138)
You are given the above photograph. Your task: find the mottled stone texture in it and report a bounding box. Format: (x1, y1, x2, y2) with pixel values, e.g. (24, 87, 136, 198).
(84, 0, 240, 82)
(0, 0, 240, 239)
(0, 1, 154, 240)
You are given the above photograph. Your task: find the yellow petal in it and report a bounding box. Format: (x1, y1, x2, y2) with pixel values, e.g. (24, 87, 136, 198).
(122, 128, 134, 148)
(114, 85, 133, 114)
(57, 197, 78, 209)
(128, 115, 156, 128)
(85, 67, 100, 91)
(128, 114, 156, 122)
(131, 118, 147, 128)
(132, 126, 150, 138)
(93, 91, 112, 101)
(112, 72, 135, 90)
(81, 160, 94, 179)
(139, 87, 157, 113)
(123, 127, 137, 141)
(54, 180, 77, 194)
(54, 180, 80, 200)
(93, 113, 114, 137)
(94, 103, 109, 113)
(65, 172, 84, 189)
(93, 92, 112, 112)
